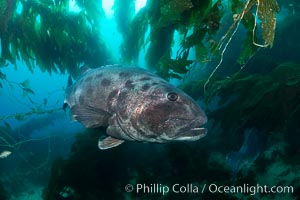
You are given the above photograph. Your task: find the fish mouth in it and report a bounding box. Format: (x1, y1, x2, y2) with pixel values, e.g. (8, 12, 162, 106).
(173, 117, 208, 141)
(175, 127, 207, 141)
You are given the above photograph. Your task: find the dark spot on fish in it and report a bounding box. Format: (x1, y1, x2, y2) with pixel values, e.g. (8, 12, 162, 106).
(117, 91, 131, 119)
(107, 90, 119, 103)
(107, 89, 119, 112)
(152, 83, 158, 86)
(85, 76, 93, 83)
(101, 78, 111, 86)
(140, 77, 151, 81)
(96, 73, 103, 79)
(131, 116, 147, 136)
(125, 80, 135, 89)
(79, 95, 85, 104)
(118, 91, 130, 103)
(142, 83, 150, 91)
(119, 72, 130, 77)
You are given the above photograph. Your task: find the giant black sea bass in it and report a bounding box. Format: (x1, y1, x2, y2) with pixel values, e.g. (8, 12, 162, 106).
(63, 65, 207, 150)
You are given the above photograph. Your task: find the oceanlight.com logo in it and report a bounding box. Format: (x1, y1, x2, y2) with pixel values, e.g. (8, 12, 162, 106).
(124, 183, 294, 196)
(208, 184, 294, 196)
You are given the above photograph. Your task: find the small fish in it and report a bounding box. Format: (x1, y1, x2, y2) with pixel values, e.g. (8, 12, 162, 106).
(0, 150, 12, 158)
(64, 65, 207, 150)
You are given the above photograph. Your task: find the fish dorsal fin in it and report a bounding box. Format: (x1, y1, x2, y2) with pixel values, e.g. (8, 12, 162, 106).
(98, 136, 124, 150)
(79, 66, 92, 75)
(70, 105, 112, 128)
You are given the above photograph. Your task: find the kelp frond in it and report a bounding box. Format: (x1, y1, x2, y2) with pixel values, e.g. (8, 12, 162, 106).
(254, 0, 280, 47)
(203, 0, 280, 93)
(0, 0, 109, 76)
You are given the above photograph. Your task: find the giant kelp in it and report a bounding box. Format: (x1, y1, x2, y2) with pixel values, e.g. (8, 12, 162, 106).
(120, 7, 149, 64)
(113, 0, 135, 38)
(120, 0, 280, 80)
(121, 0, 214, 79)
(0, 0, 281, 79)
(0, 0, 109, 76)
(181, 62, 300, 135)
(254, 0, 280, 47)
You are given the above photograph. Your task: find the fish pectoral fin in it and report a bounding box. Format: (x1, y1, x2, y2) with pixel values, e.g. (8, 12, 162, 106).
(98, 136, 124, 150)
(70, 105, 112, 128)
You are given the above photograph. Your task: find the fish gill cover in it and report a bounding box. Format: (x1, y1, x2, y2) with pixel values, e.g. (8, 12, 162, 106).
(0, 0, 300, 200)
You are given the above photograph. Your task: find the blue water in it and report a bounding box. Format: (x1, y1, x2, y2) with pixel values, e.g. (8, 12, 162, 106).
(0, 1, 300, 200)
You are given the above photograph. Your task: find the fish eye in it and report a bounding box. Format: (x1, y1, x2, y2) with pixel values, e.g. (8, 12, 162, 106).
(167, 92, 178, 101)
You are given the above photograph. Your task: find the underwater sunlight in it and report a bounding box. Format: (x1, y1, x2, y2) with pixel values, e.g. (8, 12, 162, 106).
(102, 0, 115, 17)
(135, 0, 148, 13)
(69, 0, 81, 13)
(0, 0, 300, 200)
